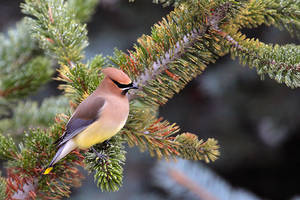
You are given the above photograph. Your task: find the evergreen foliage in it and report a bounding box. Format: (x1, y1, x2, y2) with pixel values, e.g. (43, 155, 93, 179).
(0, 20, 53, 100)
(221, 0, 300, 88)
(0, 134, 18, 161)
(4, 119, 84, 199)
(0, 173, 6, 200)
(230, 0, 300, 39)
(228, 35, 300, 88)
(84, 135, 126, 192)
(56, 54, 106, 104)
(68, 0, 99, 22)
(21, 0, 89, 64)
(0, 96, 69, 133)
(0, 0, 298, 198)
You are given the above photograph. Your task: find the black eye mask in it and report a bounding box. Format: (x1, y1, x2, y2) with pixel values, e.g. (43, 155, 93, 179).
(112, 79, 133, 89)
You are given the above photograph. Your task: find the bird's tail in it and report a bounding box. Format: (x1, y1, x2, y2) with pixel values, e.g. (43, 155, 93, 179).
(43, 166, 54, 175)
(43, 140, 77, 175)
(43, 145, 64, 175)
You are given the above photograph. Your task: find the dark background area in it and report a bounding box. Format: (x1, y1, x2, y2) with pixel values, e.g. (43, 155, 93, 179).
(0, 0, 299, 199)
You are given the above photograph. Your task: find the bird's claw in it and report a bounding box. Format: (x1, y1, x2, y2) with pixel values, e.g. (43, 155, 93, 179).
(91, 147, 108, 162)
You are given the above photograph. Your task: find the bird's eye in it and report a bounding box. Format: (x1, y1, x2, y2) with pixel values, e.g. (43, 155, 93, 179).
(112, 79, 133, 89)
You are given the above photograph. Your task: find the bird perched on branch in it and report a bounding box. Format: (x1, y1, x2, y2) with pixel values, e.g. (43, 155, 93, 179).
(43, 67, 138, 174)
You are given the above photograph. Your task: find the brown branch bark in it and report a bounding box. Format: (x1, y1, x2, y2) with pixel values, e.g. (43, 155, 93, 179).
(0, 79, 33, 98)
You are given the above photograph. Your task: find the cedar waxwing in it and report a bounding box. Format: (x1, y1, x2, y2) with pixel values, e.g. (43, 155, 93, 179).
(43, 67, 138, 174)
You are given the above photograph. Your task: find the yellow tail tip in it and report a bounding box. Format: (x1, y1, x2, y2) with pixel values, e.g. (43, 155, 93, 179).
(43, 167, 53, 175)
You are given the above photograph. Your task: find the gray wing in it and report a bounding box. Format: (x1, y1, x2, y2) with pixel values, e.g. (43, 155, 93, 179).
(56, 96, 105, 147)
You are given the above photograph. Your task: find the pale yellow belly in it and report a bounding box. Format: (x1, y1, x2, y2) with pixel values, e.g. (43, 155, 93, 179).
(73, 119, 126, 149)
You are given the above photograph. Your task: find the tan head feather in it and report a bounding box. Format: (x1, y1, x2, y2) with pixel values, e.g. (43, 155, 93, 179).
(102, 67, 132, 84)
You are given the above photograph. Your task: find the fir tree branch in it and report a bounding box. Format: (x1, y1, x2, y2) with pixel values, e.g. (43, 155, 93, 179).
(68, 0, 99, 22)
(123, 104, 219, 162)
(0, 134, 18, 161)
(112, 1, 232, 106)
(0, 0, 100, 101)
(231, 0, 300, 39)
(0, 20, 53, 100)
(21, 0, 89, 65)
(84, 135, 126, 192)
(203, 0, 300, 87)
(0, 96, 69, 134)
(4, 120, 85, 199)
(175, 133, 219, 162)
(56, 55, 106, 104)
(0, 174, 6, 200)
(216, 27, 300, 88)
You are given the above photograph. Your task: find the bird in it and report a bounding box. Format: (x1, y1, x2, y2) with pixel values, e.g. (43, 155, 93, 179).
(43, 67, 138, 175)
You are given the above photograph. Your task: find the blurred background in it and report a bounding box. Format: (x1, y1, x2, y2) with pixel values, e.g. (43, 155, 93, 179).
(0, 0, 299, 199)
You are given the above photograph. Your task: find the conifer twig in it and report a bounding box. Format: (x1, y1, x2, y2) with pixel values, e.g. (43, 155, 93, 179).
(128, 26, 209, 100)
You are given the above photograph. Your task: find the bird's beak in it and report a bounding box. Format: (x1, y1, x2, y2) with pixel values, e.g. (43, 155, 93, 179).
(130, 84, 138, 90)
(121, 84, 138, 92)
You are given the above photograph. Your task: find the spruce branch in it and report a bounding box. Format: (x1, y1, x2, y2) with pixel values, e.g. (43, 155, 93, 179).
(84, 135, 126, 192)
(0, 0, 100, 99)
(0, 0, 100, 100)
(123, 104, 219, 162)
(0, 134, 18, 161)
(0, 20, 53, 100)
(175, 133, 219, 162)
(68, 0, 99, 22)
(5, 120, 85, 200)
(231, 0, 300, 39)
(56, 55, 106, 104)
(0, 174, 6, 200)
(217, 27, 300, 88)
(21, 0, 89, 65)
(138, 0, 200, 7)
(205, 0, 300, 88)
(0, 96, 69, 134)
(112, 1, 232, 106)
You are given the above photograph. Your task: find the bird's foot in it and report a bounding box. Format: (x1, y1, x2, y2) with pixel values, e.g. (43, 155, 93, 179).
(91, 147, 108, 162)
(100, 140, 110, 150)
